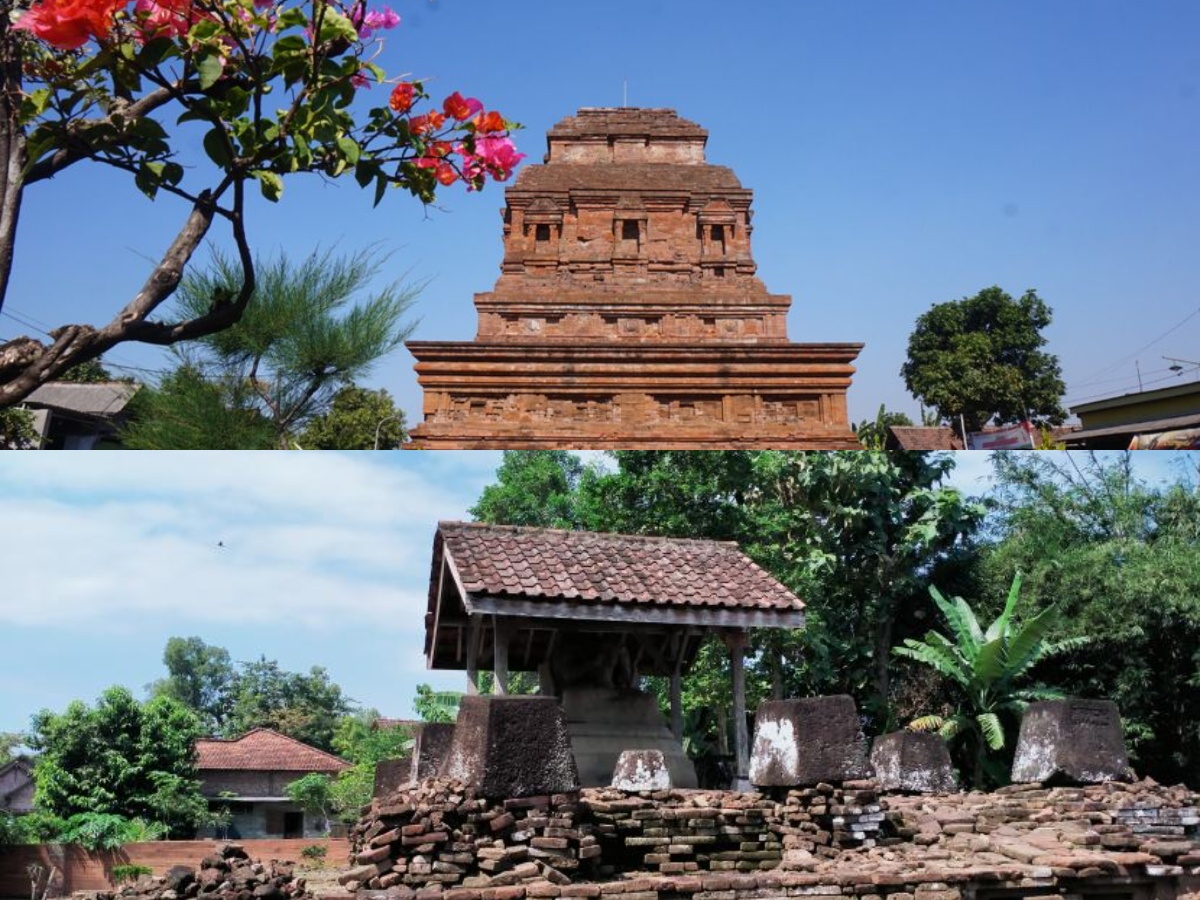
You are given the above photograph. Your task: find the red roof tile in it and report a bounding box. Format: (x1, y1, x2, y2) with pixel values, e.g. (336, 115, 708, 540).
(437, 521, 803, 613)
(886, 426, 965, 451)
(195, 728, 348, 773)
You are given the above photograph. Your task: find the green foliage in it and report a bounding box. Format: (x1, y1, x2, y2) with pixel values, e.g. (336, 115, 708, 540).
(0, 732, 25, 764)
(0, 407, 39, 449)
(111, 865, 153, 885)
(470, 451, 588, 528)
(901, 286, 1067, 432)
(165, 247, 420, 449)
(226, 658, 352, 752)
(56, 813, 168, 850)
(299, 845, 328, 868)
(28, 687, 205, 834)
(149, 637, 236, 734)
(982, 451, 1200, 785)
(413, 686, 463, 724)
(854, 404, 914, 450)
(895, 572, 1086, 787)
(327, 712, 413, 821)
(121, 364, 276, 449)
(56, 359, 115, 384)
(285, 773, 333, 833)
(299, 386, 406, 449)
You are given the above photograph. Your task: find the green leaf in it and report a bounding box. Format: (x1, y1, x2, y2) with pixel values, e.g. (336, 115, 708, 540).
(337, 137, 361, 166)
(317, 8, 358, 45)
(253, 171, 284, 202)
(373, 174, 388, 208)
(202, 128, 231, 167)
(196, 54, 224, 91)
(137, 37, 178, 68)
(977, 712, 1005, 750)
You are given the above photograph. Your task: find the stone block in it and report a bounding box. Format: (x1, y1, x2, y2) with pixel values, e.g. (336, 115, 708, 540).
(1010, 699, 1131, 785)
(374, 757, 414, 798)
(748, 695, 871, 787)
(870, 731, 957, 793)
(440, 695, 580, 798)
(414, 723, 457, 780)
(611, 750, 671, 791)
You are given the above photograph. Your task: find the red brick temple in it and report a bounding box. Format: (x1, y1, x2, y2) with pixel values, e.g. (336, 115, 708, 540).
(406, 108, 863, 448)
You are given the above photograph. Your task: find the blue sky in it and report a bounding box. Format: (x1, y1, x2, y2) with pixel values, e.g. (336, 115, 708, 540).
(2, 2, 1198, 427)
(0, 450, 1195, 739)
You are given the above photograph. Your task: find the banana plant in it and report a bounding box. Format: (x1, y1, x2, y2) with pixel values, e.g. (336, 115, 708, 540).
(894, 572, 1089, 787)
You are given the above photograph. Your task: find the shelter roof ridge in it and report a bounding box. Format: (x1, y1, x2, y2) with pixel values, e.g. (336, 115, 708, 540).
(437, 520, 742, 549)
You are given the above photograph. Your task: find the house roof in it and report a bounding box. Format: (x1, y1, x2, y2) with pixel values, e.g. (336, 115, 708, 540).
(1063, 411, 1200, 446)
(22, 382, 138, 417)
(195, 728, 348, 773)
(885, 426, 965, 451)
(437, 521, 802, 615)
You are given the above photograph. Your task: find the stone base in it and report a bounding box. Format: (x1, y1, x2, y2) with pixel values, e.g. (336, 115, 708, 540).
(749, 695, 872, 787)
(1011, 698, 1131, 785)
(372, 757, 412, 798)
(411, 723, 455, 780)
(439, 695, 580, 798)
(561, 687, 698, 789)
(871, 731, 958, 793)
(406, 341, 862, 450)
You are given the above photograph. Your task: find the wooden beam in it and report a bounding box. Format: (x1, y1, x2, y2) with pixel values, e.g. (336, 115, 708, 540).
(493, 616, 510, 695)
(726, 629, 750, 790)
(465, 618, 481, 695)
(466, 596, 805, 630)
(670, 668, 683, 742)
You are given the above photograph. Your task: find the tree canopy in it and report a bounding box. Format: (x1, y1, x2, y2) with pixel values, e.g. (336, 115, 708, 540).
(299, 385, 405, 450)
(0, 0, 521, 402)
(901, 287, 1067, 432)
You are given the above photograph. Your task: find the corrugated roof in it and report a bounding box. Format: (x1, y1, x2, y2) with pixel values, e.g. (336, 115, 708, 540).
(437, 521, 803, 613)
(23, 382, 138, 416)
(195, 728, 348, 773)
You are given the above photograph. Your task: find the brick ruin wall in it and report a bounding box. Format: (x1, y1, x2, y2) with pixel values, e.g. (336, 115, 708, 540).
(340, 778, 1200, 900)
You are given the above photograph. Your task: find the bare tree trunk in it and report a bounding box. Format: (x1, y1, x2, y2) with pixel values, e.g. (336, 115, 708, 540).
(0, 18, 28, 317)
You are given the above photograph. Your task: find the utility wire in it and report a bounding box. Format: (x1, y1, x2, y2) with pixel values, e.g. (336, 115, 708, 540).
(1071, 304, 1200, 389)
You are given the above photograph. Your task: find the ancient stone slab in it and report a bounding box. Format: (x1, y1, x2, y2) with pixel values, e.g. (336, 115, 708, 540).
(1011, 699, 1131, 785)
(374, 756, 413, 798)
(870, 731, 958, 793)
(413, 723, 457, 780)
(440, 695, 580, 798)
(612, 750, 672, 791)
(748, 695, 871, 787)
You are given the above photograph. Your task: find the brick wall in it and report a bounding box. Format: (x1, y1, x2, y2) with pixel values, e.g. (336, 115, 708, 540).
(0, 838, 349, 897)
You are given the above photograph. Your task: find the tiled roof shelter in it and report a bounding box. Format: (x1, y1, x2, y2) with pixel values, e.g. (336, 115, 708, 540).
(195, 727, 347, 773)
(423, 521, 805, 783)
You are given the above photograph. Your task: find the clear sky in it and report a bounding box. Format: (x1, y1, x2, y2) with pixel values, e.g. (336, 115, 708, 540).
(0, 449, 1194, 739)
(2, 2, 1198, 428)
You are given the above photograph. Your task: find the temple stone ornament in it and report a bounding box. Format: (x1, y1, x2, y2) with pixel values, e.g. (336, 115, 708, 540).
(611, 749, 672, 791)
(439, 695, 580, 798)
(870, 730, 958, 793)
(1011, 698, 1132, 785)
(749, 695, 872, 787)
(406, 107, 863, 448)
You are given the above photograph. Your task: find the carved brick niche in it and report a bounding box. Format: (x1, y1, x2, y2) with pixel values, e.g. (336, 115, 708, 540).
(406, 107, 863, 449)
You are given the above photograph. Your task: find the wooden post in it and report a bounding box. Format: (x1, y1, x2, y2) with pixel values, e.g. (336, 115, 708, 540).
(493, 616, 510, 695)
(725, 629, 750, 790)
(465, 618, 480, 695)
(670, 668, 684, 742)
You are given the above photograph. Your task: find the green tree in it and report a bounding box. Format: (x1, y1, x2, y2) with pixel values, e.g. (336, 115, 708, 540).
(149, 637, 237, 734)
(0, 732, 25, 764)
(896, 572, 1086, 788)
(28, 687, 205, 834)
(854, 404, 914, 450)
(413, 685, 463, 724)
(901, 286, 1066, 432)
(154, 247, 418, 449)
(0, 0, 520, 402)
(299, 385, 405, 450)
(325, 711, 412, 821)
(0, 407, 39, 449)
(121, 365, 276, 449)
(982, 450, 1200, 784)
(227, 658, 352, 751)
(57, 358, 114, 384)
(285, 773, 335, 834)
(470, 451, 587, 529)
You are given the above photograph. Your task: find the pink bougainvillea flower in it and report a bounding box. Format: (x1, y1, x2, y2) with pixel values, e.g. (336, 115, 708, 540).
(474, 135, 524, 177)
(472, 110, 506, 134)
(134, 0, 195, 39)
(14, 0, 126, 49)
(350, 71, 370, 89)
(442, 91, 482, 122)
(389, 81, 415, 113)
(363, 6, 399, 30)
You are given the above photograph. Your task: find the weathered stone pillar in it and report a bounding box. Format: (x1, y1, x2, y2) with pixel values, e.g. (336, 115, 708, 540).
(726, 629, 750, 789)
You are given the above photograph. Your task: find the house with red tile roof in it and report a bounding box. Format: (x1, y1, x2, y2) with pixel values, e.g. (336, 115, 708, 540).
(195, 728, 348, 839)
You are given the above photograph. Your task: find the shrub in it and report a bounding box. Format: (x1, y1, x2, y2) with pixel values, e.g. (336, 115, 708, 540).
(111, 865, 153, 885)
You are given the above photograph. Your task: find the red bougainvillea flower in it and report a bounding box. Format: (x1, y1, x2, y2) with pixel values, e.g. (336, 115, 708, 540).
(472, 110, 506, 134)
(14, 0, 127, 48)
(408, 110, 445, 135)
(389, 82, 415, 113)
(416, 155, 458, 185)
(442, 91, 482, 122)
